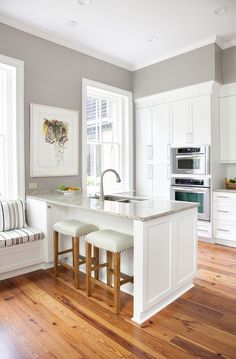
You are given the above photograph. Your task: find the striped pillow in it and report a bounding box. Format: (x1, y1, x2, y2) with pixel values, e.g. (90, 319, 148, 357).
(0, 200, 26, 232)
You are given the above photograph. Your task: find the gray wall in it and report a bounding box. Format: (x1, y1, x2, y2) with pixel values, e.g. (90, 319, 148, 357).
(132, 44, 216, 98)
(0, 23, 132, 191)
(223, 46, 236, 84)
(215, 44, 223, 84)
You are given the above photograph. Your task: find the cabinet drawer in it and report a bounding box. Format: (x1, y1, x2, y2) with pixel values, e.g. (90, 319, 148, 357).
(197, 221, 211, 238)
(213, 191, 236, 204)
(213, 203, 236, 222)
(213, 220, 236, 242)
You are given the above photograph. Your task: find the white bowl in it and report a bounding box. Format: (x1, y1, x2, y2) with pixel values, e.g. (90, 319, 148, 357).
(57, 189, 80, 196)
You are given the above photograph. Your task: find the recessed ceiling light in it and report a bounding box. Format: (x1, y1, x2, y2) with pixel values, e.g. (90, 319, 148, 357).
(67, 20, 78, 28)
(148, 36, 158, 44)
(214, 5, 228, 15)
(78, 0, 91, 5)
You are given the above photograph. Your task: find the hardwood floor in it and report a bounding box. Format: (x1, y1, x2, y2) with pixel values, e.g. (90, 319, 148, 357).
(0, 242, 236, 359)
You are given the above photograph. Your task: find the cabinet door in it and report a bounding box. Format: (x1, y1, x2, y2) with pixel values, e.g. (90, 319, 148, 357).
(171, 99, 190, 147)
(191, 95, 211, 145)
(151, 104, 170, 198)
(220, 95, 236, 162)
(151, 104, 170, 163)
(136, 163, 153, 196)
(136, 108, 152, 163)
(152, 163, 170, 198)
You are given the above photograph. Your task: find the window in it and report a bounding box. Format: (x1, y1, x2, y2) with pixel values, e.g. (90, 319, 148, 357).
(0, 55, 24, 200)
(83, 80, 133, 195)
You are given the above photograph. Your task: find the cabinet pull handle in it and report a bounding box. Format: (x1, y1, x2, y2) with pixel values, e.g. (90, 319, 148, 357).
(218, 195, 229, 199)
(198, 229, 208, 232)
(217, 210, 229, 213)
(147, 145, 153, 160)
(217, 228, 229, 232)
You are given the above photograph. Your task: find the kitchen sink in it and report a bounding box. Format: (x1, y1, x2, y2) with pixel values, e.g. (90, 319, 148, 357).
(89, 194, 148, 203)
(104, 195, 148, 203)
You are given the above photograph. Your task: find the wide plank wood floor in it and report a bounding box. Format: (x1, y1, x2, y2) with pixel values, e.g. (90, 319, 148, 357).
(0, 241, 236, 359)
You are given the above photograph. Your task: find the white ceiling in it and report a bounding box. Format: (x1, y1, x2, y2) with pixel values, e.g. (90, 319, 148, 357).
(0, 0, 236, 70)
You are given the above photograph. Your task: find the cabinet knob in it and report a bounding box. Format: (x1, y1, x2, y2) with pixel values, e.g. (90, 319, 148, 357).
(47, 205, 51, 209)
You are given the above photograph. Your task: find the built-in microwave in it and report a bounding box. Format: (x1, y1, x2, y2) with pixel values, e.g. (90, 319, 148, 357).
(171, 146, 210, 175)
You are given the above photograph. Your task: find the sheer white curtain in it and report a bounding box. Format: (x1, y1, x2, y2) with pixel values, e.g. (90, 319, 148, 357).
(0, 60, 23, 200)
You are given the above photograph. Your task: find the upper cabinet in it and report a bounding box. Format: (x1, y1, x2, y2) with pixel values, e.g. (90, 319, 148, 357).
(171, 99, 190, 146)
(220, 94, 236, 163)
(170, 95, 211, 147)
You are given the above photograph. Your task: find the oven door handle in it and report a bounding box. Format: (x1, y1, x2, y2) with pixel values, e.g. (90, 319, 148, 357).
(175, 155, 202, 159)
(172, 187, 208, 194)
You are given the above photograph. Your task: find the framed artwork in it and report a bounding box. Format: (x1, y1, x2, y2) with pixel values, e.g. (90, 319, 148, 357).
(30, 104, 79, 177)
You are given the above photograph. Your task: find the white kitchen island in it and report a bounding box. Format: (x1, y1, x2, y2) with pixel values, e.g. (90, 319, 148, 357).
(26, 193, 198, 325)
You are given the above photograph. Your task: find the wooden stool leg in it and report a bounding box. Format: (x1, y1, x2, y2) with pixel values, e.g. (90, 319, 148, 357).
(94, 246, 99, 280)
(72, 237, 74, 267)
(53, 231, 59, 277)
(73, 236, 79, 289)
(114, 252, 121, 314)
(107, 251, 112, 286)
(86, 242, 92, 296)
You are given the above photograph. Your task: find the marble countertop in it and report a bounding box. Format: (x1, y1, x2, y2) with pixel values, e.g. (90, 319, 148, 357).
(26, 192, 198, 222)
(215, 189, 236, 193)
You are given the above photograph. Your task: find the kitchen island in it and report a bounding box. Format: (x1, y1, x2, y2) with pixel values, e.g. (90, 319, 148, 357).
(26, 193, 198, 324)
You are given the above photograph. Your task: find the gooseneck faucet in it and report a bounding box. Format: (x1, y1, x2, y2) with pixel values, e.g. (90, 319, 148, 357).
(100, 169, 121, 201)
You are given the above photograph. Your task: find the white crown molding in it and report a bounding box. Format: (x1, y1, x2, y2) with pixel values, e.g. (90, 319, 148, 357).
(0, 15, 236, 72)
(0, 15, 134, 71)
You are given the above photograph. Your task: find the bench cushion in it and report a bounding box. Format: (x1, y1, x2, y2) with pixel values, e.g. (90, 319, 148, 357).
(0, 200, 26, 232)
(0, 226, 44, 248)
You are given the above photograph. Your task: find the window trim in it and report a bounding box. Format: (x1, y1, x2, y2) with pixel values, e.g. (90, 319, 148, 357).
(0, 54, 25, 200)
(82, 78, 133, 195)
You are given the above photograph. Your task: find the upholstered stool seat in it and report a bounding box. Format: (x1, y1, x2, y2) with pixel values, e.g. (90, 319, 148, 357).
(85, 229, 134, 314)
(53, 219, 98, 289)
(85, 229, 133, 253)
(54, 220, 98, 237)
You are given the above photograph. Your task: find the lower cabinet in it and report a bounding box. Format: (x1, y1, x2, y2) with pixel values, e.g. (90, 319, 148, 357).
(213, 191, 236, 247)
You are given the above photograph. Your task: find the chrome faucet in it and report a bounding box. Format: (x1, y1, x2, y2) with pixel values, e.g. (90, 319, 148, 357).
(100, 169, 121, 201)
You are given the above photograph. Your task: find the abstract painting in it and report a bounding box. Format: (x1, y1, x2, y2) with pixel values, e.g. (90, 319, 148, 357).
(30, 104, 79, 177)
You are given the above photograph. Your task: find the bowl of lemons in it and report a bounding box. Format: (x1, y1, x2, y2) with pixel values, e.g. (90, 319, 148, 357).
(225, 178, 236, 190)
(57, 184, 81, 196)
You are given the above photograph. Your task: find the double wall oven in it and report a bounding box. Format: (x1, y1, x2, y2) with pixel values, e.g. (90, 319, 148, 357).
(171, 146, 210, 221)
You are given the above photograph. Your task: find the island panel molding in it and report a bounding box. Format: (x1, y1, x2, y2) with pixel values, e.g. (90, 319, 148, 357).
(30, 103, 79, 177)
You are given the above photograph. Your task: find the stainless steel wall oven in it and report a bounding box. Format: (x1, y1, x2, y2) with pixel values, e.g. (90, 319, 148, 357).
(171, 177, 210, 221)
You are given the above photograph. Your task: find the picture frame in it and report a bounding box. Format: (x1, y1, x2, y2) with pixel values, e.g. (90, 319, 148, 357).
(30, 103, 79, 177)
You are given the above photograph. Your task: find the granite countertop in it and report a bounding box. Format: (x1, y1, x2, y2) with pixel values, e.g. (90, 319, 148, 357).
(26, 192, 198, 222)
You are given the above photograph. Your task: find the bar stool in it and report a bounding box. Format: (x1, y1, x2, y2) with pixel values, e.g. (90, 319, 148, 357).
(53, 219, 98, 289)
(85, 229, 134, 314)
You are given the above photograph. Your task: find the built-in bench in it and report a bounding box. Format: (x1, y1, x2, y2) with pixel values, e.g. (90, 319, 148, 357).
(0, 200, 45, 280)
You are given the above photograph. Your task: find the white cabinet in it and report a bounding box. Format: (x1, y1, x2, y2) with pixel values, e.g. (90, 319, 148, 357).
(220, 95, 236, 162)
(170, 95, 211, 147)
(136, 104, 170, 198)
(171, 99, 190, 146)
(213, 191, 236, 247)
(191, 95, 211, 145)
